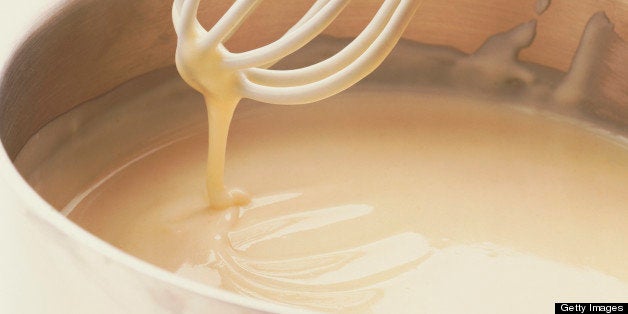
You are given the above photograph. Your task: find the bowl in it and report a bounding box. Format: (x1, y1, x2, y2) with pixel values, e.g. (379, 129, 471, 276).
(1, 1, 626, 313)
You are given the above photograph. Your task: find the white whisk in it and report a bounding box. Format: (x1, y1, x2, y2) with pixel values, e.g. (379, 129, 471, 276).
(172, 0, 420, 208)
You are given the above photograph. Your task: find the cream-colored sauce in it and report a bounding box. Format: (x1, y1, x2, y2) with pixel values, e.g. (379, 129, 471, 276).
(13, 6, 628, 313)
(172, 0, 420, 209)
(15, 76, 628, 312)
(175, 44, 251, 209)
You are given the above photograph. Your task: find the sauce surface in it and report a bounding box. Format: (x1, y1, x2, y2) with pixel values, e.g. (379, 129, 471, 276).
(15, 72, 628, 312)
(13, 9, 628, 311)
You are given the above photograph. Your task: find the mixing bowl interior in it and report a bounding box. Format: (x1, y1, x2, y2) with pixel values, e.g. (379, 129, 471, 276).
(2, 0, 626, 162)
(1, 1, 628, 313)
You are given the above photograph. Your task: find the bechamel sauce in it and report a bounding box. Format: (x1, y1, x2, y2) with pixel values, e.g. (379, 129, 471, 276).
(13, 7, 628, 314)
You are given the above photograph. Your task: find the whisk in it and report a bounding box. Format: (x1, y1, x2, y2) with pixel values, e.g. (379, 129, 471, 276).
(172, 0, 420, 208)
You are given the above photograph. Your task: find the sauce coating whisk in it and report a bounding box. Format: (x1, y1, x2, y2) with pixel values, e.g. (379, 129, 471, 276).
(172, 0, 420, 208)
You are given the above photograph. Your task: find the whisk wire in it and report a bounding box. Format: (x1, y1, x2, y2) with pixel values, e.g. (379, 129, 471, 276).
(239, 0, 419, 105)
(244, 0, 402, 87)
(220, 0, 351, 69)
(173, 0, 420, 104)
(203, 0, 262, 48)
